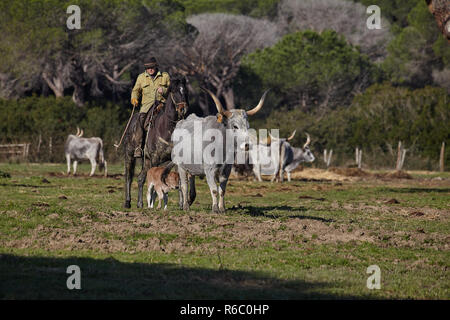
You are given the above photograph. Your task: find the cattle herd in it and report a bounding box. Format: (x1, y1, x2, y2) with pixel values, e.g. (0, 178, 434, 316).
(65, 87, 315, 212)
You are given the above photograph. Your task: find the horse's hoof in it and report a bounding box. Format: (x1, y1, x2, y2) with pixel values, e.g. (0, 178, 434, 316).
(123, 201, 131, 209)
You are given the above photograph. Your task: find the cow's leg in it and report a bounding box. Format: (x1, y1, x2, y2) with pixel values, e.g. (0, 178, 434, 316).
(151, 190, 157, 208)
(205, 172, 219, 213)
(137, 158, 150, 208)
(178, 167, 189, 211)
(287, 171, 291, 182)
(73, 161, 78, 176)
(66, 155, 71, 175)
(254, 165, 262, 182)
(188, 174, 196, 205)
(218, 180, 229, 214)
(156, 189, 164, 209)
(163, 192, 168, 210)
(89, 159, 97, 177)
(124, 156, 136, 208)
(146, 183, 154, 208)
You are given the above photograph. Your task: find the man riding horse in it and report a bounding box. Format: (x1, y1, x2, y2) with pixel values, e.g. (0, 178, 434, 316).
(123, 57, 189, 208)
(131, 57, 170, 158)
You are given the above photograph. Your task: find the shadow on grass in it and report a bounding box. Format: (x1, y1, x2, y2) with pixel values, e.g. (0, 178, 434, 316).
(228, 205, 334, 222)
(0, 253, 365, 299)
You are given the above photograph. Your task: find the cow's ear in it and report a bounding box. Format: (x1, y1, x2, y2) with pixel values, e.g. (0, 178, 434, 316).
(216, 113, 223, 123)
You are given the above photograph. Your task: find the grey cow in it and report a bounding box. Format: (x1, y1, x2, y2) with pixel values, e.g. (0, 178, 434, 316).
(249, 130, 296, 182)
(65, 128, 107, 177)
(271, 133, 315, 182)
(170, 88, 268, 213)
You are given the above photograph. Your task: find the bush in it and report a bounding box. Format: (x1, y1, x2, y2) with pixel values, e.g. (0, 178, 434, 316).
(256, 83, 449, 169)
(0, 96, 127, 163)
(242, 30, 382, 111)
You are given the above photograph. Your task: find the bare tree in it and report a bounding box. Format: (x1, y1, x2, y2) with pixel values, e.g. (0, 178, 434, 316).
(276, 0, 392, 61)
(174, 13, 281, 113)
(396, 141, 408, 171)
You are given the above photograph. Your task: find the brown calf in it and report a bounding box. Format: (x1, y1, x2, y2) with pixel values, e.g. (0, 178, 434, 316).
(146, 167, 180, 210)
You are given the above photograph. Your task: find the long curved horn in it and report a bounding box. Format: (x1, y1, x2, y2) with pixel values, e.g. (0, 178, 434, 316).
(76, 127, 80, 136)
(268, 133, 279, 141)
(247, 89, 270, 116)
(303, 133, 311, 148)
(200, 87, 232, 118)
(158, 136, 173, 147)
(79, 129, 84, 137)
(287, 130, 296, 141)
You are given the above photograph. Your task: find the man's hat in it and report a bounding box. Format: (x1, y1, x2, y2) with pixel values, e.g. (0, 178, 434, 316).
(144, 57, 158, 68)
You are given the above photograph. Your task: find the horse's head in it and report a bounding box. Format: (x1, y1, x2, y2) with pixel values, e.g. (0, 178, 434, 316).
(168, 77, 189, 118)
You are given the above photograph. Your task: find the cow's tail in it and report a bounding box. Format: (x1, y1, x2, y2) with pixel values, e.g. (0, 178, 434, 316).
(161, 161, 176, 185)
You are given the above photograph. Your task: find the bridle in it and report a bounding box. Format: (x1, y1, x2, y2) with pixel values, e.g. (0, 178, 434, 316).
(170, 92, 188, 115)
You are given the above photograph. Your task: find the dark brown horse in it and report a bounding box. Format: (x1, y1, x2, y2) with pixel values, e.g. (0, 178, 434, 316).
(123, 77, 190, 208)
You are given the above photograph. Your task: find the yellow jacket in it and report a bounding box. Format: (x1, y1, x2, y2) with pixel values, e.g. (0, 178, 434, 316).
(131, 71, 170, 113)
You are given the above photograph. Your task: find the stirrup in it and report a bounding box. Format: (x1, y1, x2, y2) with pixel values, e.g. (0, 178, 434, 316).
(134, 147, 143, 158)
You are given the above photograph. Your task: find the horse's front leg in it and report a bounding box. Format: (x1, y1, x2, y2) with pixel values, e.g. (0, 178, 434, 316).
(137, 157, 151, 208)
(124, 155, 135, 208)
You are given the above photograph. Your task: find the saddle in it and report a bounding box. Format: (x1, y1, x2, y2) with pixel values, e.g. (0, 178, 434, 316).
(144, 101, 164, 130)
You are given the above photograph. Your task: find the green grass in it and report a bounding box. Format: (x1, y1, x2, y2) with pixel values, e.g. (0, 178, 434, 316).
(0, 163, 449, 299)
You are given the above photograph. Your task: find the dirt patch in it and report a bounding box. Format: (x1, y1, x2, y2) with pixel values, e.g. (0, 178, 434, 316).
(386, 198, 400, 204)
(329, 167, 372, 177)
(290, 168, 355, 182)
(374, 170, 413, 180)
(2, 208, 375, 254)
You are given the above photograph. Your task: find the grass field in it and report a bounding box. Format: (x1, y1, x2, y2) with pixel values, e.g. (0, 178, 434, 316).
(0, 162, 449, 299)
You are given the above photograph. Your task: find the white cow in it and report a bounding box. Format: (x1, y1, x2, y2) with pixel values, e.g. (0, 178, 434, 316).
(64, 128, 107, 176)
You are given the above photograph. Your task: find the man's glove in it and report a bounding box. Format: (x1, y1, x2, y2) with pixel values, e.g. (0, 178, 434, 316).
(131, 98, 138, 106)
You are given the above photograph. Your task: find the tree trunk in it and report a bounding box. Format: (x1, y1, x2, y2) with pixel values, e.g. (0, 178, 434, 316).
(70, 58, 87, 107)
(198, 92, 211, 116)
(223, 87, 235, 110)
(396, 141, 402, 171)
(42, 72, 64, 97)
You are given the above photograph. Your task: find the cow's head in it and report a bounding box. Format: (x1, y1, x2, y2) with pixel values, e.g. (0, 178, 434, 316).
(302, 133, 315, 162)
(201, 87, 268, 151)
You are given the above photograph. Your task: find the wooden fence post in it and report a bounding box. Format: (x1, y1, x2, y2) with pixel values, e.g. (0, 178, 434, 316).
(440, 142, 445, 172)
(355, 147, 362, 169)
(324, 149, 333, 168)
